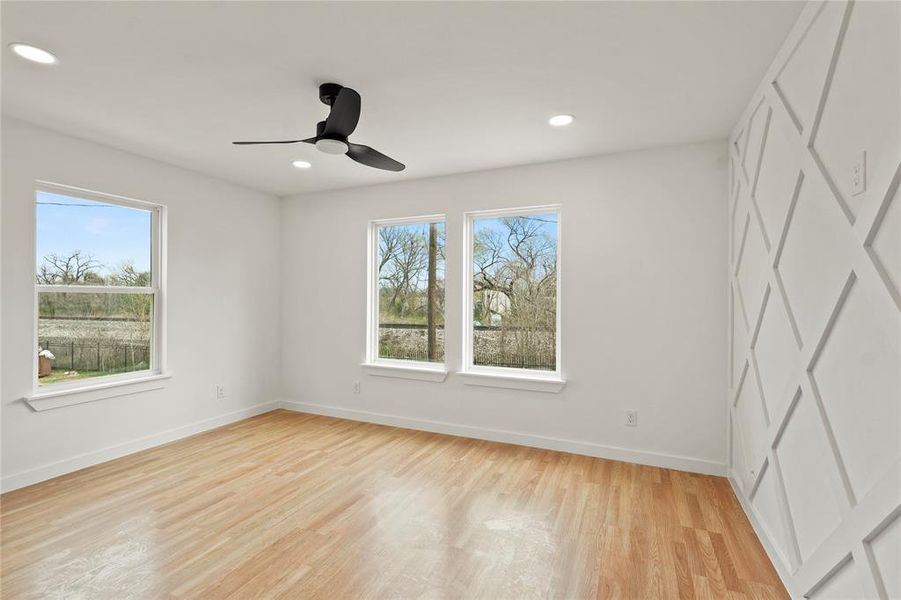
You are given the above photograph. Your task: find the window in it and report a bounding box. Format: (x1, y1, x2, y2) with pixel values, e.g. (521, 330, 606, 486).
(34, 183, 165, 389)
(367, 216, 446, 370)
(463, 206, 561, 379)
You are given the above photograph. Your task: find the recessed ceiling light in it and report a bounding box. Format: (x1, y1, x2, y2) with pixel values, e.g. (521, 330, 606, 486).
(292, 160, 312, 169)
(9, 43, 57, 65)
(548, 114, 574, 127)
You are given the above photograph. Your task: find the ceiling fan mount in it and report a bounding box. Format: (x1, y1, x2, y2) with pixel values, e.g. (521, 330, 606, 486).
(317, 82, 344, 106)
(232, 82, 405, 172)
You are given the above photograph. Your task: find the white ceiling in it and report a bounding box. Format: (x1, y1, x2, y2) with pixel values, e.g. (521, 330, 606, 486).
(1, 1, 803, 197)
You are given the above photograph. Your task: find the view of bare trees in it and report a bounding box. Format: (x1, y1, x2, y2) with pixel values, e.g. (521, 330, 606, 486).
(375, 213, 558, 371)
(472, 214, 557, 370)
(36, 250, 104, 285)
(377, 222, 446, 362)
(37, 250, 153, 383)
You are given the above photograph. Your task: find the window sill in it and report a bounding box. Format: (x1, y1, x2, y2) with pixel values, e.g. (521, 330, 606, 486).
(361, 362, 448, 382)
(24, 373, 172, 411)
(458, 370, 566, 393)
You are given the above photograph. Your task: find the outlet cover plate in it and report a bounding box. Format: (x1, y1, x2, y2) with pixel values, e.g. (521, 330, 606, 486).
(850, 150, 866, 196)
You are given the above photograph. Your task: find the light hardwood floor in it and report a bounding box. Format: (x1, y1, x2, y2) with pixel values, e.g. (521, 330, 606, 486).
(0, 410, 787, 599)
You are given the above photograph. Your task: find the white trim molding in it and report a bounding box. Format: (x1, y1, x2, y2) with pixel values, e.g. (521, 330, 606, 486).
(727, 2, 901, 597)
(361, 361, 448, 382)
(24, 372, 172, 411)
(1, 400, 280, 493)
(279, 399, 726, 476)
(457, 369, 565, 393)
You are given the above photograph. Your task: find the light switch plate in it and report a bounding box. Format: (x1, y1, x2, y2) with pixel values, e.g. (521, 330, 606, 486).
(850, 150, 866, 196)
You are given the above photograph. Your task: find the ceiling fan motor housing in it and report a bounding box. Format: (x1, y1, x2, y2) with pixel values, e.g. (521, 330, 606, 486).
(318, 83, 344, 106)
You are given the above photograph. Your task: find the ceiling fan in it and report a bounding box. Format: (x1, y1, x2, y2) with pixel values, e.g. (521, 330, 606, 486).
(233, 83, 405, 172)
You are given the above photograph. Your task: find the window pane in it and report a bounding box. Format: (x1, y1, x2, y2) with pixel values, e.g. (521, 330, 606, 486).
(377, 221, 445, 362)
(37, 292, 153, 385)
(472, 212, 558, 371)
(36, 191, 152, 286)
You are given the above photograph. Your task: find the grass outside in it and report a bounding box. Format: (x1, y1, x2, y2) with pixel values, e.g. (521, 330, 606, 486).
(379, 314, 445, 326)
(40, 364, 149, 385)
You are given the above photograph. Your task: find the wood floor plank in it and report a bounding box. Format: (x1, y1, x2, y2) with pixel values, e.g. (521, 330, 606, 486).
(0, 410, 787, 599)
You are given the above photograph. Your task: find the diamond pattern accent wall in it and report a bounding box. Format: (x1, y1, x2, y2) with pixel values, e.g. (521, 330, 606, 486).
(728, 1, 901, 598)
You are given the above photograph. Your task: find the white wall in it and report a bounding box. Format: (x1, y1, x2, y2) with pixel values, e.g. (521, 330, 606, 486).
(279, 140, 729, 475)
(727, 1, 900, 598)
(1, 117, 282, 491)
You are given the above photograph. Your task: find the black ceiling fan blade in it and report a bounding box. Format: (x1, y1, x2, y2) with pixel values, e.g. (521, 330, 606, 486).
(346, 143, 405, 172)
(322, 88, 361, 138)
(233, 137, 316, 145)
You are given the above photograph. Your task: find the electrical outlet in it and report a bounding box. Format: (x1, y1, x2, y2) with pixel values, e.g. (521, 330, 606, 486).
(625, 410, 638, 427)
(352, 381, 361, 395)
(851, 150, 866, 196)
(216, 385, 226, 400)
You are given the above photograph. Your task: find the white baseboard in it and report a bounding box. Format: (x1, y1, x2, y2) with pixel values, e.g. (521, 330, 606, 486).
(2, 398, 729, 493)
(728, 472, 795, 596)
(0, 400, 280, 493)
(279, 399, 727, 476)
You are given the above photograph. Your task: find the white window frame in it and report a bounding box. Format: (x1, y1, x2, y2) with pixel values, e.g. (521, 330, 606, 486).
(460, 205, 564, 392)
(363, 214, 448, 382)
(29, 181, 168, 406)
